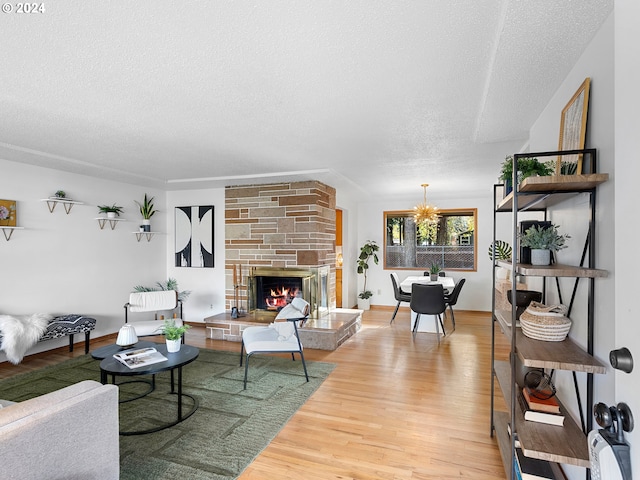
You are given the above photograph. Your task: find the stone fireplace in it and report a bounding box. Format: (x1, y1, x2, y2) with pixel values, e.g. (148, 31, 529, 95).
(225, 181, 336, 317)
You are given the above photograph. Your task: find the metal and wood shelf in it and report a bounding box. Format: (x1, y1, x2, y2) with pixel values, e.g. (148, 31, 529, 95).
(490, 148, 608, 479)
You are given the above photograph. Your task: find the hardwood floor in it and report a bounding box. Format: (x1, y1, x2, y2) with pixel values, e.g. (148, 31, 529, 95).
(0, 307, 512, 479)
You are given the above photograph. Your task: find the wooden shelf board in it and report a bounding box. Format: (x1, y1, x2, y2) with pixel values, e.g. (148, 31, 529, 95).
(494, 361, 590, 468)
(496, 260, 608, 278)
(495, 312, 606, 374)
(496, 174, 609, 212)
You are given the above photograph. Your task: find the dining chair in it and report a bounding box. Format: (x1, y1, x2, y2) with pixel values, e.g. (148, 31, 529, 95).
(443, 278, 466, 332)
(410, 283, 447, 344)
(390, 273, 411, 324)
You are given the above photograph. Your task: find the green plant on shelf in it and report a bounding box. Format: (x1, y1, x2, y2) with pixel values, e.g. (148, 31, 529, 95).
(97, 204, 124, 216)
(520, 224, 570, 251)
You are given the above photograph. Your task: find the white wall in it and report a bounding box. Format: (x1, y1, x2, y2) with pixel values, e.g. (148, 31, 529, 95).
(528, 12, 636, 479)
(356, 192, 497, 312)
(615, 1, 640, 474)
(166, 189, 226, 323)
(0, 160, 166, 360)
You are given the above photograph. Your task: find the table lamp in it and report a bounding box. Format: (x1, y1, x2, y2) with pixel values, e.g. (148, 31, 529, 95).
(116, 324, 138, 348)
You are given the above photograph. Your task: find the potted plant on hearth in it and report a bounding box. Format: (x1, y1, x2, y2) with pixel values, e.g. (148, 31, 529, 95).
(162, 319, 191, 353)
(357, 240, 379, 310)
(97, 204, 124, 218)
(135, 193, 156, 231)
(519, 224, 570, 266)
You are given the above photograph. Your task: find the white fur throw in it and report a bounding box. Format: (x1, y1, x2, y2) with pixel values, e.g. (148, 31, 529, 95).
(0, 313, 53, 364)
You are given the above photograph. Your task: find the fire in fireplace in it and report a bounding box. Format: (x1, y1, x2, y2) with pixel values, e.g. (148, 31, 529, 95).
(248, 266, 330, 318)
(256, 276, 303, 311)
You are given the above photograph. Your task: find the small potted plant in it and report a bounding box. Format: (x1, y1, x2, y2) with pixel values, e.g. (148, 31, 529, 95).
(135, 194, 156, 232)
(429, 263, 441, 281)
(519, 224, 570, 266)
(162, 319, 191, 353)
(54, 190, 66, 199)
(357, 240, 379, 310)
(97, 204, 124, 218)
(500, 156, 554, 195)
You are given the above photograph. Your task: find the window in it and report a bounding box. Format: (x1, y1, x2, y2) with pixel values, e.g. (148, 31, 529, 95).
(384, 209, 477, 271)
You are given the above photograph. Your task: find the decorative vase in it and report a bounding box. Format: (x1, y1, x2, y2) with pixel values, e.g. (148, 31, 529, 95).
(142, 219, 151, 232)
(530, 249, 551, 266)
(107, 211, 116, 219)
(430, 274, 438, 281)
(357, 298, 370, 310)
(166, 338, 181, 353)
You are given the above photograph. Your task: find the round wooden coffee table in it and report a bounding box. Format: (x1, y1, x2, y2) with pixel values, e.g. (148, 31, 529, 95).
(99, 343, 199, 435)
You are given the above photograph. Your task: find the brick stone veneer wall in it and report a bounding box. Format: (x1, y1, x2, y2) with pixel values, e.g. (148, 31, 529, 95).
(225, 181, 336, 311)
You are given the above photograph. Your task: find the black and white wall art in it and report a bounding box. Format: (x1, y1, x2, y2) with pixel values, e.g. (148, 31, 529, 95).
(175, 205, 214, 268)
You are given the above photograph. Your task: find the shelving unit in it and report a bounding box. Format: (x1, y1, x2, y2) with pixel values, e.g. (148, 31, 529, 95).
(0, 226, 24, 241)
(95, 217, 124, 230)
(490, 149, 608, 480)
(41, 198, 84, 214)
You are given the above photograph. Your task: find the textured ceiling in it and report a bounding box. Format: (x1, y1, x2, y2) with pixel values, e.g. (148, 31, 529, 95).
(1, 0, 613, 202)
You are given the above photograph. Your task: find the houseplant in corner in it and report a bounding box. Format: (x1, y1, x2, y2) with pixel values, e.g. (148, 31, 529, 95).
(135, 193, 156, 232)
(519, 224, 570, 266)
(162, 319, 190, 353)
(357, 240, 379, 310)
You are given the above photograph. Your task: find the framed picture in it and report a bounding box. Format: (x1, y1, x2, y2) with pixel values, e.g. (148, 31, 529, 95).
(0, 199, 17, 226)
(556, 77, 591, 175)
(175, 205, 214, 268)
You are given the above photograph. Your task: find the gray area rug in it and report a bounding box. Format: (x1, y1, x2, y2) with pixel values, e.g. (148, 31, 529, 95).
(0, 347, 335, 479)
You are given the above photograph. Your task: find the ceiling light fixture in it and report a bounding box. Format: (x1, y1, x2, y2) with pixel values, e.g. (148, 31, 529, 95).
(413, 183, 440, 225)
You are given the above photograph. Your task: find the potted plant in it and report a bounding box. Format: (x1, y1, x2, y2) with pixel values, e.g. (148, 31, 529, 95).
(133, 278, 191, 303)
(97, 204, 124, 218)
(519, 224, 570, 266)
(162, 319, 191, 353)
(135, 194, 156, 231)
(500, 156, 554, 195)
(357, 240, 379, 310)
(429, 263, 441, 281)
(54, 190, 66, 199)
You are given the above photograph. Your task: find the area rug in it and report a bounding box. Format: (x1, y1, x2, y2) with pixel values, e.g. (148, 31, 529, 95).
(0, 348, 335, 480)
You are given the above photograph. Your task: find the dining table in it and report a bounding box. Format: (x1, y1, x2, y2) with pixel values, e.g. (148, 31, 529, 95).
(400, 276, 455, 333)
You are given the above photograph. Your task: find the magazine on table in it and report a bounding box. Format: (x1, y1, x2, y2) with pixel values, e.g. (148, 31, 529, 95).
(113, 347, 168, 369)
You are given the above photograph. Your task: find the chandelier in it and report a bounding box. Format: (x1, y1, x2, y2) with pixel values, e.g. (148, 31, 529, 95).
(413, 183, 440, 224)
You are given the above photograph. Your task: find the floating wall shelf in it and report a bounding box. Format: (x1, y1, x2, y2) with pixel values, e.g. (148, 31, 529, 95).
(95, 217, 124, 230)
(0, 226, 24, 241)
(133, 232, 158, 242)
(41, 198, 84, 214)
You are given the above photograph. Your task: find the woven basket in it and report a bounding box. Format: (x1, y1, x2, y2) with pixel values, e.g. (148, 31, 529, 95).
(519, 301, 571, 342)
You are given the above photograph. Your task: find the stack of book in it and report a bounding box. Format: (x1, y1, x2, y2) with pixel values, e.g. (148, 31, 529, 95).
(514, 444, 555, 480)
(518, 387, 565, 426)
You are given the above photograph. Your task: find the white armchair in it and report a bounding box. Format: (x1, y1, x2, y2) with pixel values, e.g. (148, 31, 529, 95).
(239, 297, 310, 389)
(124, 290, 184, 340)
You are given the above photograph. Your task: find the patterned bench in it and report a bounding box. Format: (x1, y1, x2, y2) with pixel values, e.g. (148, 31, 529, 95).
(0, 314, 96, 355)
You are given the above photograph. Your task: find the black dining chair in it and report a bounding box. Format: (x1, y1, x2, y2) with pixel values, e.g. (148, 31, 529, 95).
(410, 283, 447, 344)
(390, 273, 411, 324)
(443, 278, 465, 332)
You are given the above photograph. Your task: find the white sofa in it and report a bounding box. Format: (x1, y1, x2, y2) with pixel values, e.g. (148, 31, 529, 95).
(0, 380, 120, 480)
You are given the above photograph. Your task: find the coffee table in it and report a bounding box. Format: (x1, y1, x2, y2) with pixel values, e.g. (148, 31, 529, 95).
(99, 343, 199, 435)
